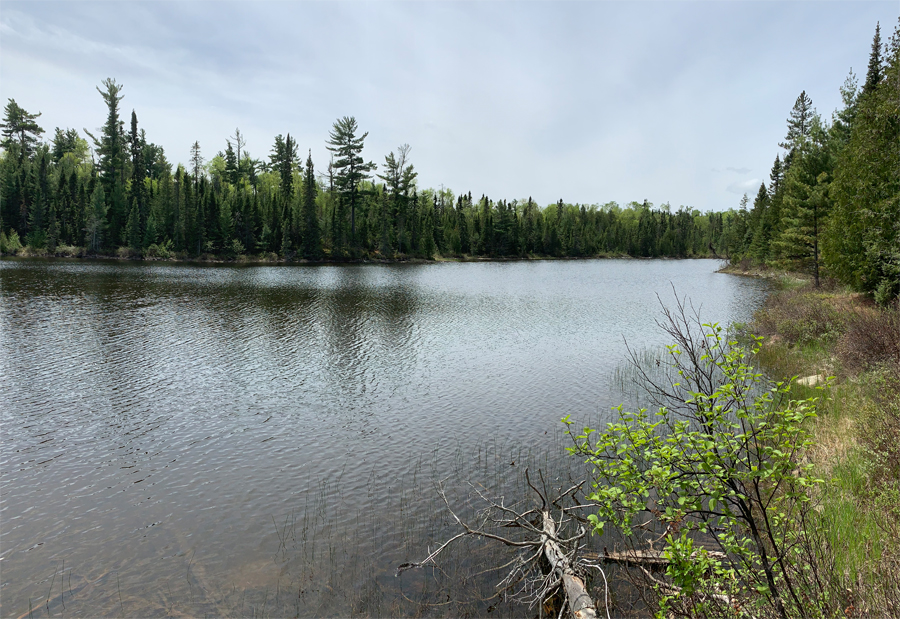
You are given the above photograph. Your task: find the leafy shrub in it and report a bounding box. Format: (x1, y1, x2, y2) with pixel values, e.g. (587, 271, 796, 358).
(145, 240, 174, 259)
(566, 297, 844, 617)
(229, 239, 245, 257)
(0, 229, 23, 253)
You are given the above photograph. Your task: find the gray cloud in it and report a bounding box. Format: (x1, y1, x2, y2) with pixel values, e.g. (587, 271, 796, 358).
(1, 1, 895, 210)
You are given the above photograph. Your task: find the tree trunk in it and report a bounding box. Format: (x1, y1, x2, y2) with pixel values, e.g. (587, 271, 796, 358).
(541, 510, 598, 619)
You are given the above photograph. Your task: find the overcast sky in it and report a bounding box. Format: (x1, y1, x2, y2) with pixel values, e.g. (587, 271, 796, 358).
(1, 1, 896, 210)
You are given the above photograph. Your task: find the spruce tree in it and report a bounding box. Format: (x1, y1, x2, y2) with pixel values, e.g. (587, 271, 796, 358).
(224, 142, 238, 185)
(190, 141, 204, 188)
(863, 22, 883, 96)
(748, 182, 770, 260)
(85, 182, 107, 252)
(776, 115, 832, 286)
(301, 150, 321, 259)
(128, 110, 147, 249)
(826, 16, 900, 302)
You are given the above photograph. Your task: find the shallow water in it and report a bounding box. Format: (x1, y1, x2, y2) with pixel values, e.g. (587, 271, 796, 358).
(0, 258, 768, 617)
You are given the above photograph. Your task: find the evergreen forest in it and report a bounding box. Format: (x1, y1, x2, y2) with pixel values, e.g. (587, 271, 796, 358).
(1, 19, 897, 302)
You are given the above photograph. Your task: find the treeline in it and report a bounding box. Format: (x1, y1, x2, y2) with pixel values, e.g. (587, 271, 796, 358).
(726, 19, 899, 303)
(0, 99, 745, 266)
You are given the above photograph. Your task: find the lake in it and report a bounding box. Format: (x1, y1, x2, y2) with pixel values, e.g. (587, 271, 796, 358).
(0, 258, 769, 617)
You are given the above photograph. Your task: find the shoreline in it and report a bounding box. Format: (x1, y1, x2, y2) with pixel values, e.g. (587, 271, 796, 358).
(1, 249, 725, 267)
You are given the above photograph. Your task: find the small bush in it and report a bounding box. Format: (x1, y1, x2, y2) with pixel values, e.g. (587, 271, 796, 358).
(55, 244, 85, 257)
(836, 302, 900, 374)
(116, 246, 142, 259)
(25, 229, 47, 249)
(229, 239, 245, 257)
(755, 287, 846, 346)
(145, 240, 174, 259)
(0, 229, 24, 253)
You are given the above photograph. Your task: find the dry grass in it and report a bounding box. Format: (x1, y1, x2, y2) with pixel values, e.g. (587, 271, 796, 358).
(751, 283, 900, 614)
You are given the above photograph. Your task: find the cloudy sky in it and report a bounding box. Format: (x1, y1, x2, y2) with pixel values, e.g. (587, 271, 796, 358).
(1, 1, 896, 210)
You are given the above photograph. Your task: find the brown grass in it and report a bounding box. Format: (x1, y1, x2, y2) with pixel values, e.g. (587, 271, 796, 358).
(751, 283, 900, 614)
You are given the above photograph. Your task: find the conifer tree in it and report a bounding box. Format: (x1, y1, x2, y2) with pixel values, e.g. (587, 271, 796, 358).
(830, 71, 859, 152)
(0, 99, 44, 160)
(85, 182, 107, 251)
(190, 141, 204, 188)
(826, 16, 900, 302)
(863, 22, 883, 96)
(93, 78, 127, 246)
(776, 115, 832, 286)
(747, 182, 770, 260)
(326, 116, 376, 254)
(300, 150, 321, 259)
(224, 142, 238, 185)
(779, 91, 814, 155)
(128, 110, 147, 249)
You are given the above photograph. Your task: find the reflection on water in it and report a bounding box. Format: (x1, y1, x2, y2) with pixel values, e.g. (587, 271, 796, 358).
(0, 258, 769, 616)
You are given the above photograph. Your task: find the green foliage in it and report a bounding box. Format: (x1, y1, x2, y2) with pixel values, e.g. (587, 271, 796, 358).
(327, 116, 376, 253)
(825, 18, 900, 304)
(565, 300, 832, 616)
(145, 239, 174, 259)
(229, 238, 245, 257)
(85, 182, 107, 252)
(1, 98, 44, 159)
(0, 228, 23, 253)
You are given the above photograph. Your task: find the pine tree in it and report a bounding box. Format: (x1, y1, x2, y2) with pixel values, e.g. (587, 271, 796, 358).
(863, 22, 883, 96)
(92, 79, 127, 246)
(779, 91, 815, 154)
(0, 99, 44, 160)
(326, 117, 376, 254)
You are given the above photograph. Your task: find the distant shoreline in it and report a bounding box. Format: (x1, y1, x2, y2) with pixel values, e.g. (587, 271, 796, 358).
(1, 249, 725, 266)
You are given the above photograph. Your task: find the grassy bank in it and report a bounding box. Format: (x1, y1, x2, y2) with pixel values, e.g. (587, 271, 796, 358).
(749, 275, 900, 614)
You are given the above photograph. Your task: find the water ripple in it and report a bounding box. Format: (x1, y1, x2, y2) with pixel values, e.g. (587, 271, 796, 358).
(0, 258, 769, 616)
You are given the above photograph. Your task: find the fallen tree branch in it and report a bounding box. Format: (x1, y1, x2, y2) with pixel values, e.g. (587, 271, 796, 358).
(398, 471, 604, 619)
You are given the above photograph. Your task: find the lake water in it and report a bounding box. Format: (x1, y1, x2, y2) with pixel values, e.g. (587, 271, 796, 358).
(0, 258, 769, 617)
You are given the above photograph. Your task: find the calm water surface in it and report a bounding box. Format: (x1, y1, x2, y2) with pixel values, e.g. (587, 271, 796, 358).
(0, 258, 768, 617)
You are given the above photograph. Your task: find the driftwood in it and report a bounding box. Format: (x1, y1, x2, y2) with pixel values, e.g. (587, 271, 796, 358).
(398, 470, 606, 619)
(541, 510, 597, 619)
(587, 548, 728, 571)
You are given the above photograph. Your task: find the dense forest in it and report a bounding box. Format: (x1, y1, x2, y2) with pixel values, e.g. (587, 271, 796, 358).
(1, 19, 897, 301)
